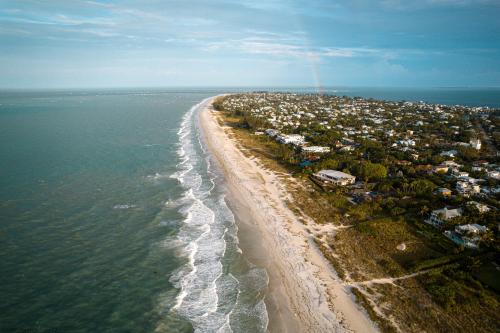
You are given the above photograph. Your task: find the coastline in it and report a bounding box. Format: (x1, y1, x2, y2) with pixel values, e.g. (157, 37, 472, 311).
(198, 97, 379, 333)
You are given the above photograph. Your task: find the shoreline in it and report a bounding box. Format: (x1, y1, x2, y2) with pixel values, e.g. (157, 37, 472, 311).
(198, 97, 379, 332)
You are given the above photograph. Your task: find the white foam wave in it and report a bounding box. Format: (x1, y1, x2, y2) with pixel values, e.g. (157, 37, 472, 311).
(160, 97, 268, 333)
(167, 98, 232, 332)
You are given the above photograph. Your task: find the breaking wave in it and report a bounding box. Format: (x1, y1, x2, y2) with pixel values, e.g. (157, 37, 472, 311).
(163, 98, 269, 333)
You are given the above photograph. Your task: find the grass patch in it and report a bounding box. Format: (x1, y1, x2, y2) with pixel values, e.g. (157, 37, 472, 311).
(351, 287, 397, 333)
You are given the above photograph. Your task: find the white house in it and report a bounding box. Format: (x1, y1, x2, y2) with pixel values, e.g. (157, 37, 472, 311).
(487, 170, 500, 180)
(440, 150, 458, 158)
(339, 145, 355, 152)
(425, 207, 462, 228)
(470, 138, 481, 150)
(456, 223, 488, 234)
(313, 170, 356, 186)
(397, 139, 416, 147)
(452, 170, 469, 178)
(301, 146, 331, 154)
(444, 224, 488, 249)
(265, 129, 279, 137)
(276, 134, 305, 146)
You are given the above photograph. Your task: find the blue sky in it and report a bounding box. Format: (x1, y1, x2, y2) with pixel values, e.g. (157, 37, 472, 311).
(0, 0, 499, 88)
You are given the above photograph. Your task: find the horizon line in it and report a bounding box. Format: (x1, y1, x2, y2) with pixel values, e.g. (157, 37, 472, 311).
(1, 85, 500, 91)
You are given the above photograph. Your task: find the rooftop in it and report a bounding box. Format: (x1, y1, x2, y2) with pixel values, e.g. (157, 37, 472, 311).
(317, 169, 355, 180)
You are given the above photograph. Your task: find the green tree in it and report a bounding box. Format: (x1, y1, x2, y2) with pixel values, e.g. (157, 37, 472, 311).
(358, 161, 387, 184)
(410, 179, 437, 197)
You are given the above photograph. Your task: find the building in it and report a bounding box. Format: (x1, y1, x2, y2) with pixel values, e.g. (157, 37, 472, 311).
(313, 170, 356, 186)
(339, 145, 355, 152)
(470, 138, 481, 150)
(265, 129, 279, 137)
(456, 181, 480, 197)
(433, 165, 450, 174)
(444, 224, 488, 249)
(276, 134, 305, 145)
(301, 146, 331, 153)
(487, 170, 500, 180)
(434, 187, 452, 197)
(425, 207, 462, 228)
(397, 139, 416, 147)
(440, 150, 458, 158)
(467, 201, 491, 213)
(452, 170, 470, 179)
(443, 161, 462, 168)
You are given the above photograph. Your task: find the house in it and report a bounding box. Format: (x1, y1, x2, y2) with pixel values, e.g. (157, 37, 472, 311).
(276, 134, 305, 145)
(301, 146, 330, 154)
(339, 145, 355, 152)
(444, 224, 488, 249)
(397, 139, 416, 147)
(470, 138, 481, 150)
(265, 129, 279, 137)
(440, 150, 458, 158)
(456, 181, 480, 197)
(425, 207, 462, 228)
(433, 165, 450, 174)
(313, 170, 356, 186)
(487, 170, 500, 180)
(452, 170, 469, 178)
(467, 201, 491, 213)
(434, 187, 452, 197)
(443, 161, 461, 168)
(456, 223, 488, 234)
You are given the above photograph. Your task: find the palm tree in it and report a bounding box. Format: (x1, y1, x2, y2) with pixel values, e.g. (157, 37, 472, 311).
(419, 205, 430, 217)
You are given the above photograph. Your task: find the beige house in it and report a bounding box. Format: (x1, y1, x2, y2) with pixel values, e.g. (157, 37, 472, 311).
(313, 170, 356, 186)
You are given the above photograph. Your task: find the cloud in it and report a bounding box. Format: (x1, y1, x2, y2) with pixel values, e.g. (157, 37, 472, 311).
(0, 0, 498, 88)
(379, 0, 499, 9)
(205, 36, 389, 60)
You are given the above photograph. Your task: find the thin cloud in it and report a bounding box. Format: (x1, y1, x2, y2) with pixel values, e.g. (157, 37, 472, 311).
(205, 37, 389, 60)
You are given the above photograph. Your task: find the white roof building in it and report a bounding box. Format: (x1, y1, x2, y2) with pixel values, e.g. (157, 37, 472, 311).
(440, 150, 458, 158)
(470, 138, 481, 150)
(276, 134, 305, 145)
(425, 207, 462, 228)
(313, 170, 356, 186)
(301, 146, 331, 153)
(456, 224, 488, 234)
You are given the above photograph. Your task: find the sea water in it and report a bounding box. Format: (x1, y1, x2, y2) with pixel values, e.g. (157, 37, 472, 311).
(1, 87, 499, 333)
(0, 89, 268, 333)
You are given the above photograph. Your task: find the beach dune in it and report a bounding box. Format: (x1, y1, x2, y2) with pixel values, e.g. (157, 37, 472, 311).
(198, 98, 379, 333)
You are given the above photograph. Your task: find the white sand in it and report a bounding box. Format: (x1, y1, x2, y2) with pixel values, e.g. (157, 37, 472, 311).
(198, 98, 379, 333)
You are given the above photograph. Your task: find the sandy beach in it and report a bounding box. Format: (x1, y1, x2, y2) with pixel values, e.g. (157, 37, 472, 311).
(198, 98, 379, 333)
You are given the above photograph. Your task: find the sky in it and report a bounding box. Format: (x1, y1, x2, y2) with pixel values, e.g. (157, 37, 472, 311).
(0, 0, 499, 89)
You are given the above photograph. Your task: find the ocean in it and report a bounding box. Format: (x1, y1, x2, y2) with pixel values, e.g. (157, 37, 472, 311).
(1, 87, 499, 333)
(0, 89, 268, 333)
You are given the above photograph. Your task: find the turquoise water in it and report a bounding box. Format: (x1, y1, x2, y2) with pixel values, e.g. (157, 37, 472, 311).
(0, 90, 268, 333)
(1, 87, 499, 333)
